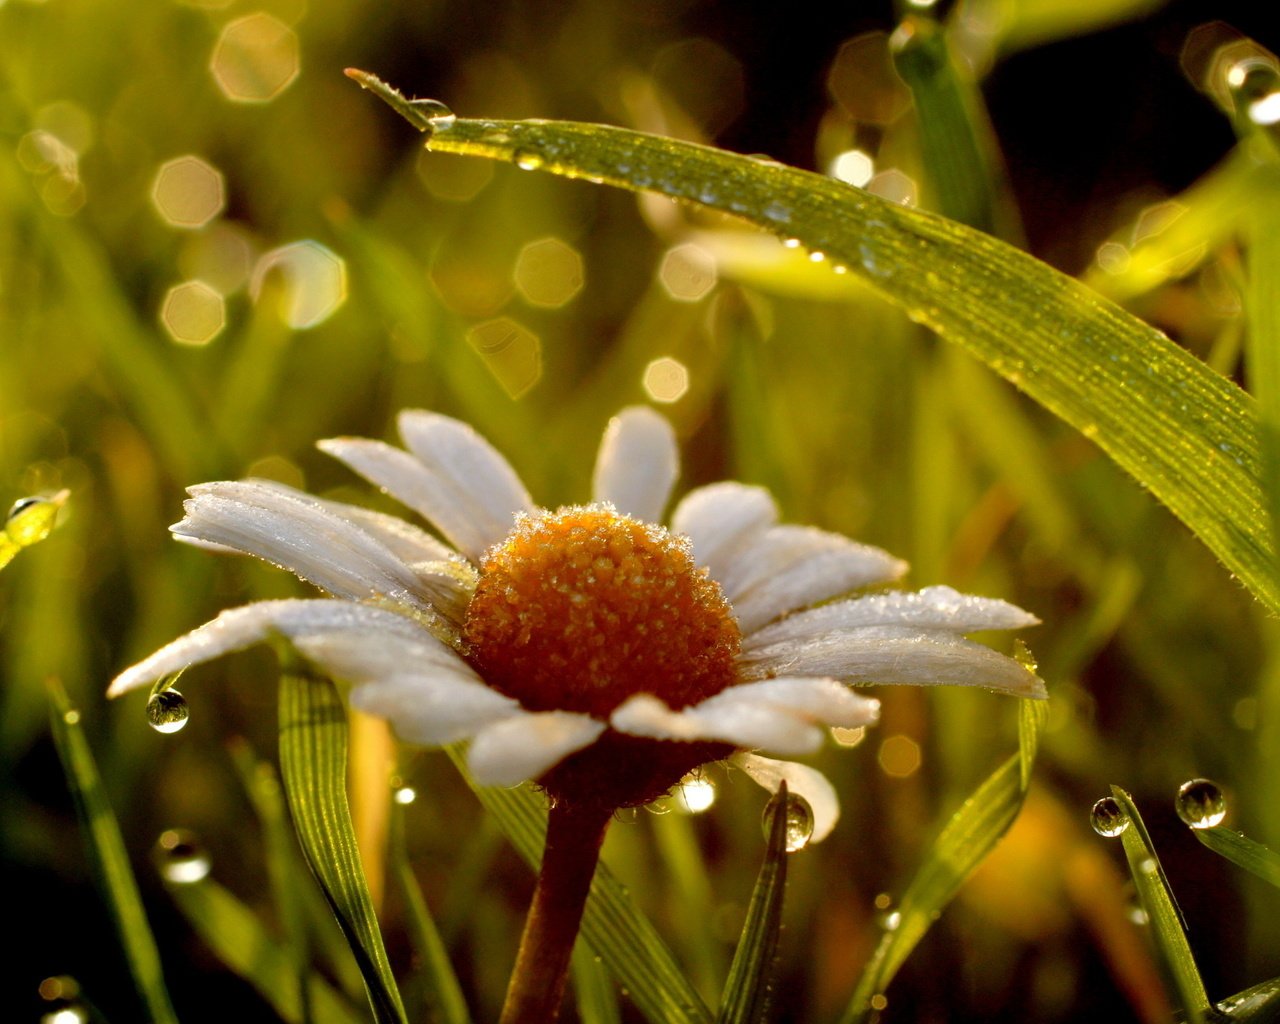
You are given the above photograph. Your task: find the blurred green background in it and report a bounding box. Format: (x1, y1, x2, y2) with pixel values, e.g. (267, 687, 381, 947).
(4, 0, 1280, 1020)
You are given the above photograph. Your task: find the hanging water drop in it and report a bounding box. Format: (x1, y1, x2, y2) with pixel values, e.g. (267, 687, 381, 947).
(762, 790, 815, 852)
(154, 828, 211, 883)
(1175, 778, 1226, 829)
(514, 149, 544, 171)
(146, 689, 189, 734)
(408, 98, 456, 129)
(1090, 796, 1129, 837)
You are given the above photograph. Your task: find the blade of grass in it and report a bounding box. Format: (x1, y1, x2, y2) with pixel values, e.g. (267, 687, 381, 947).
(715, 783, 791, 1024)
(1109, 787, 1213, 1021)
(388, 798, 471, 1024)
(278, 663, 407, 1024)
(650, 810, 726, 1002)
(164, 876, 364, 1024)
(1246, 171, 1280, 565)
(444, 747, 712, 1024)
(1217, 976, 1280, 1021)
(1194, 826, 1280, 888)
(45, 678, 179, 1024)
(572, 945, 622, 1024)
(351, 71, 1280, 616)
(840, 698, 1047, 1024)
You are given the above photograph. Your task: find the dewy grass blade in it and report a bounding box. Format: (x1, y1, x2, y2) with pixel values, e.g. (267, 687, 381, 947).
(445, 747, 712, 1024)
(45, 678, 179, 1024)
(1246, 171, 1280, 567)
(350, 70, 1280, 616)
(278, 664, 408, 1024)
(389, 798, 471, 1024)
(1194, 826, 1280, 889)
(841, 698, 1047, 1024)
(164, 876, 364, 1024)
(716, 782, 791, 1024)
(1217, 976, 1280, 1021)
(572, 944, 622, 1024)
(1109, 787, 1212, 1021)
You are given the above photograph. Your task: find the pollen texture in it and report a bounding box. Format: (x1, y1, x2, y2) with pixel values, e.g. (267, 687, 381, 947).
(464, 505, 741, 719)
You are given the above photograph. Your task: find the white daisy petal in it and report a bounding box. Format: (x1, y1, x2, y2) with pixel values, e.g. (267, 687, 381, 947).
(348, 675, 521, 745)
(739, 626, 1046, 698)
(708, 678, 881, 729)
(591, 407, 679, 522)
(397, 410, 535, 549)
(724, 525, 908, 632)
(670, 482, 777, 586)
(611, 692, 824, 755)
(172, 482, 429, 609)
(731, 753, 840, 844)
(744, 585, 1039, 651)
(466, 712, 607, 787)
(108, 599, 432, 697)
(319, 437, 503, 562)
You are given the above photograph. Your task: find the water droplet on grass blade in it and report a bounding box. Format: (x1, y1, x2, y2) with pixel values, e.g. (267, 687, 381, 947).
(514, 149, 544, 171)
(1091, 796, 1129, 837)
(1176, 778, 1226, 829)
(763, 790, 814, 852)
(146, 689, 189, 734)
(154, 828, 211, 883)
(409, 98, 456, 129)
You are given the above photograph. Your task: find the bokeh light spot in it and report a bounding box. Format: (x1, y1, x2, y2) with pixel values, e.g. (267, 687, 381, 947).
(827, 32, 911, 126)
(161, 281, 226, 346)
(830, 148, 875, 186)
(251, 240, 347, 330)
(867, 169, 918, 207)
(878, 734, 922, 778)
(659, 243, 717, 301)
(1095, 241, 1131, 275)
(179, 222, 256, 295)
(466, 317, 542, 398)
(151, 156, 225, 229)
(674, 774, 716, 813)
(642, 357, 689, 403)
(211, 13, 300, 103)
(513, 237, 584, 308)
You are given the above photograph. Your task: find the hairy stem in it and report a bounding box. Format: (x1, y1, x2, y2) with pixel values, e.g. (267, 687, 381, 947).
(499, 802, 612, 1023)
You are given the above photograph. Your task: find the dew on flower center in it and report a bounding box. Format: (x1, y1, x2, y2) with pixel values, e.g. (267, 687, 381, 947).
(463, 505, 741, 719)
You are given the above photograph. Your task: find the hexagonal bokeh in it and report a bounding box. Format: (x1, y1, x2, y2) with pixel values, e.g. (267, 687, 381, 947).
(866, 169, 918, 207)
(658, 243, 717, 302)
(211, 12, 299, 103)
(161, 281, 226, 346)
(827, 32, 911, 126)
(513, 237, 584, 309)
(417, 150, 494, 202)
(642, 357, 689, 404)
(829, 148, 875, 187)
(466, 317, 542, 398)
(152, 156, 225, 229)
(251, 240, 347, 330)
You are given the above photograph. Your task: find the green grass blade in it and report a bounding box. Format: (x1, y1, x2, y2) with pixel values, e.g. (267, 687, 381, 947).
(840, 698, 1047, 1024)
(164, 877, 364, 1024)
(1195, 826, 1280, 888)
(1217, 976, 1280, 1021)
(715, 785, 790, 1024)
(444, 748, 712, 1024)
(389, 798, 471, 1024)
(1246, 171, 1280, 565)
(891, 15, 1020, 239)
(277, 665, 407, 1024)
(1109, 786, 1212, 1020)
(45, 678, 179, 1024)
(572, 945, 622, 1024)
(351, 72, 1279, 616)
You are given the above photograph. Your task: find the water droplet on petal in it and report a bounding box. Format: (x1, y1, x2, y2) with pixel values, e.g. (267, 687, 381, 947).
(514, 149, 544, 171)
(1090, 796, 1129, 837)
(409, 98, 456, 129)
(1175, 778, 1226, 829)
(146, 689, 190, 734)
(762, 790, 814, 852)
(154, 828, 211, 883)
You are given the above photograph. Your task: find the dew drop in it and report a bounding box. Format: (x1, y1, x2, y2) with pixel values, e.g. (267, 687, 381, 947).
(1090, 796, 1129, 837)
(154, 828, 211, 883)
(762, 201, 791, 223)
(1175, 778, 1226, 829)
(146, 689, 189, 734)
(7, 496, 41, 521)
(514, 149, 544, 171)
(408, 98, 456, 129)
(762, 790, 814, 852)
(782, 237, 801, 249)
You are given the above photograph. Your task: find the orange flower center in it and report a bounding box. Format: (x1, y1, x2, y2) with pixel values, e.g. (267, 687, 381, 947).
(464, 505, 741, 720)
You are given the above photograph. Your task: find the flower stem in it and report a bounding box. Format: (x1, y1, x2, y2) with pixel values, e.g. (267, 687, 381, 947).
(499, 802, 612, 1024)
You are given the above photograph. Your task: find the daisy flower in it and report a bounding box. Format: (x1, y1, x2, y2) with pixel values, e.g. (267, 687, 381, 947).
(109, 406, 1042, 1021)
